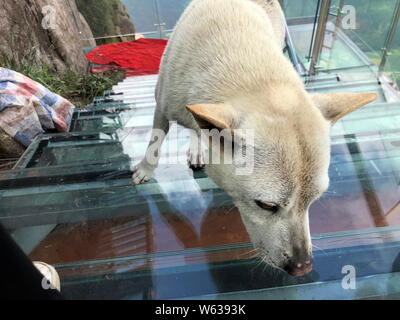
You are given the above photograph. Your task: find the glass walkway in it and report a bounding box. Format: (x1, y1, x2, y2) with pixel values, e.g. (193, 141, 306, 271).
(1, 0, 400, 299)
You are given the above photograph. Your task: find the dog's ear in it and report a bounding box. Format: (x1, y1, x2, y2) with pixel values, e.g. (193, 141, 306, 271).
(186, 104, 237, 130)
(311, 92, 377, 124)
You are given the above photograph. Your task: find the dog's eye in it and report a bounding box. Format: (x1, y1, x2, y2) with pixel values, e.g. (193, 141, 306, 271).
(255, 200, 279, 213)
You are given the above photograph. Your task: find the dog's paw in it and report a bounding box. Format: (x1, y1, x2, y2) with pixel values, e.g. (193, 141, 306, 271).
(187, 147, 206, 169)
(131, 163, 154, 185)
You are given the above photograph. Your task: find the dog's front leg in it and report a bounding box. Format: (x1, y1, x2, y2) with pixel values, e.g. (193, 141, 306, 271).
(187, 130, 206, 169)
(132, 111, 170, 184)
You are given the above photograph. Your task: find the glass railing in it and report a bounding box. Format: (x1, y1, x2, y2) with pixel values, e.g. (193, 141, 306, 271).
(282, 0, 320, 19)
(380, 0, 400, 90)
(341, 0, 398, 68)
(283, 0, 400, 78)
(383, 50, 400, 91)
(76, 0, 192, 44)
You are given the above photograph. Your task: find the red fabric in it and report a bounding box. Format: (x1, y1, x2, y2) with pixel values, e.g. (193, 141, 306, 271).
(86, 39, 168, 76)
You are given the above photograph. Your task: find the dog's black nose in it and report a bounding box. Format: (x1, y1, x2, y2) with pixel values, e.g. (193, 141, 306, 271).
(284, 259, 313, 277)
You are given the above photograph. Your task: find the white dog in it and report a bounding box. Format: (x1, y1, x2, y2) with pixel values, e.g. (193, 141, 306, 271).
(132, 0, 376, 276)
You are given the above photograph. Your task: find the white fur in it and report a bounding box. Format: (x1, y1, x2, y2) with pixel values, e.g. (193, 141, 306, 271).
(132, 0, 376, 276)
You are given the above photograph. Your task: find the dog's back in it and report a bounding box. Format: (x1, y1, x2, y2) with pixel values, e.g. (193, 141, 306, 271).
(156, 0, 301, 129)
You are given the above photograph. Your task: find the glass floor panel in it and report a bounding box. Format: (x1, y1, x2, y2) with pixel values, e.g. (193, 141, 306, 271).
(2, 72, 400, 299)
(68, 103, 137, 132)
(34, 229, 400, 299)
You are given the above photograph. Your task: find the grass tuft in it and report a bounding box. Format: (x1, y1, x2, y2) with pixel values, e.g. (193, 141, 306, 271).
(1, 52, 124, 108)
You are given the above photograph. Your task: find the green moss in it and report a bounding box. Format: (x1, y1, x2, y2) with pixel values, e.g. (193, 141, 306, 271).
(76, 0, 135, 45)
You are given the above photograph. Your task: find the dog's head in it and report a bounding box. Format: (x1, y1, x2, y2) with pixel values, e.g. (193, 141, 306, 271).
(187, 89, 377, 276)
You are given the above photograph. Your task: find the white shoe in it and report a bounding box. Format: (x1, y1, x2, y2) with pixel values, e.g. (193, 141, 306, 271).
(33, 261, 61, 292)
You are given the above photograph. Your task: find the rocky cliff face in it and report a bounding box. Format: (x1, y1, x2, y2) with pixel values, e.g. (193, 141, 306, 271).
(113, 0, 136, 36)
(76, 0, 136, 43)
(0, 0, 96, 74)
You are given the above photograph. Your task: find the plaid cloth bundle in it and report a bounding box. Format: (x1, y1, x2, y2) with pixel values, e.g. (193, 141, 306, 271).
(0, 68, 74, 146)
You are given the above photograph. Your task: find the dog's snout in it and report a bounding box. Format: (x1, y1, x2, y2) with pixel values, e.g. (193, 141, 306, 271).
(284, 257, 313, 277)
